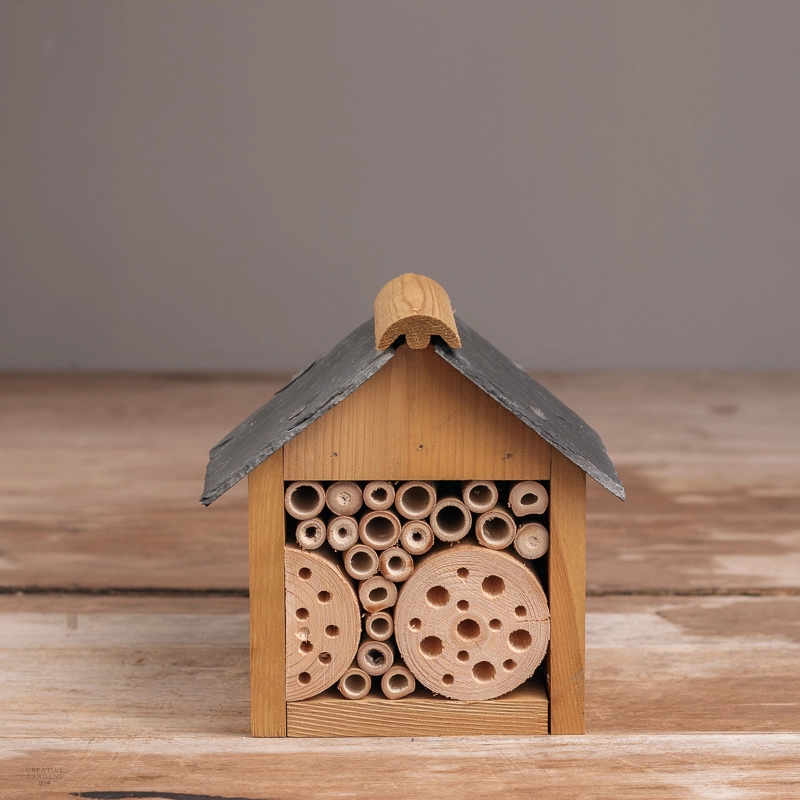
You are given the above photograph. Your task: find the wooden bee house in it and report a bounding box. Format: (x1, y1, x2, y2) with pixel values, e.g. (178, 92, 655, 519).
(201, 274, 625, 737)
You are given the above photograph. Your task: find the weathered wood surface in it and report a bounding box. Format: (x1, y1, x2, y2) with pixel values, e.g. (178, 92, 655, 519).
(2, 373, 799, 592)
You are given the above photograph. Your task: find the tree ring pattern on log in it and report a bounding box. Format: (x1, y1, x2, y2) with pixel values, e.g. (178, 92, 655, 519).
(285, 545, 360, 701)
(395, 545, 549, 701)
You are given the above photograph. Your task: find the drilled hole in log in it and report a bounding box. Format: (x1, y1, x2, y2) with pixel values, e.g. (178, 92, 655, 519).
(409, 617, 421, 631)
(317, 590, 331, 604)
(503, 659, 517, 672)
(318, 652, 331, 665)
(509, 629, 532, 652)
(457, 650, 469, 662)
(299, 641, 313, 654)
(515, 605, 526, 618)
(442, 673, 455, 686)
(472, 661, 496, 683)
(456, 600, 469, 611)
(457, 567, 469, 580)
(325, 625, 339, 637)
(426, 585, 450, 608)
(369, 587, 388, 603)
(298, 568, 311, 580)
(298, 672, 311, 685)
(295, 607, 309, 621)
(457, 618, 481, 641)
(388, 673, 408, 692)
(420, 636, 443, 658)
(489, 618, 502, 631)
(482, 575, 505, 597)
(344, 673, 366, 694)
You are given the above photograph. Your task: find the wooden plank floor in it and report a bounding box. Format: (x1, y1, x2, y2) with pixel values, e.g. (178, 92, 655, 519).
(1, 373, 799, 798)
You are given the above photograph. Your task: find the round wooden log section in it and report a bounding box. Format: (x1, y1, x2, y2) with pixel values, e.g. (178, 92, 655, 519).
(508, 481, 549, 516)
(363, 481, 395, 511)
(358, 510, 401, 550)
(430, 496, 472, 542)
(358, 575, 398, 612)
(395, 481, 437, 519)
(325, 481, 363, 516)
(399, 520, 434, 555)
(357, 639, 395, 676)
(284, 545, 361, 702)
(364, 611, 394, 642)
(378, 547, 415, 582)
(514, 522, 550, 560)
(394, 544, 549, 701)
(337, 665, 371, 700)
(295, 518, 326, 550)
(326, 516, 359, 551)
(342, 544, 379, 580)
(461, 480, 499, 514)
(475, 505, 517, 550)
(284, 481, 326, 520)
(381, 665, 416, 700)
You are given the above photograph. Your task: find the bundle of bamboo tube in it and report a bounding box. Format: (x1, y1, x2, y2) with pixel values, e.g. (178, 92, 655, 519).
(283, 478, 552, 702)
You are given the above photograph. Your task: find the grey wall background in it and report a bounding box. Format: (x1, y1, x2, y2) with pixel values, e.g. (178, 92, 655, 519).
(2, 1, 799, 371)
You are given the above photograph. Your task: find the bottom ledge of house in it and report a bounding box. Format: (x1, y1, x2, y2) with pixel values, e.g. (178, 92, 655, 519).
(285, 675, 548, 737)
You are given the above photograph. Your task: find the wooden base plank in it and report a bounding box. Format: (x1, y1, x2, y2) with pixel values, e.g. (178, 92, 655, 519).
(287, 679, 548, 737)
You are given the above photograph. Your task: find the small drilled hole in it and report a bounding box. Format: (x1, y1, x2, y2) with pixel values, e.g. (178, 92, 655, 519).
(325, 625, 339, 637)
(442, 673, 455, 686)
(420, 635, 443, 658)
(298, 568, 311, 580)
(388, 674, 408, 691)
(457, 567, 469, 580)
(344, 673, 366, 694)
(482, 575, 505, 596)
(299, 641, 313, 654)
(298, 671, 311, 685)
(472, 661, 496, 683)
(457, 650, 469, 662)
(515, 605, 526, 617)
(457, 618, 481, 641)
(426, 585, 450, 608)
(409, 617, 421, 631)
(369, 587, 388, 603)
(489, 618, 502, 631)
(457, 600, 469, 611)
(317, 590, 331, 603)
(295, 607, 309, 621)
(509, 629, 533, 652)
(318, 652, 331, 665)
(503, 659, 517, 671)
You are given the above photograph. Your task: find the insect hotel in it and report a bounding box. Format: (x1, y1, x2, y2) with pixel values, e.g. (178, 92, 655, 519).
(201, 274, 624, 737)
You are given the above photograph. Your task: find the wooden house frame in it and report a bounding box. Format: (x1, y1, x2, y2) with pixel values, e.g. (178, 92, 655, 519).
(202, 274, 624, 738)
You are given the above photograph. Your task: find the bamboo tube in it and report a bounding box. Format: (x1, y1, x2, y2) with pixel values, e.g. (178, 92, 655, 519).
(399, 520, 434, 556)
(284, 481, 326, 520)
(513, 522, 550, 560)
(363, 481, 395, 511)
(284, 545, 361, 702)
(295, 518, 327, 550)
(337, 665, 371, 700)
(358, 575, 398, 612)
(326, 481, 363, 516)
(508, 481, 549, 516)
(327, 516, 359, 551)
(343, 544, 379, 580)
(461, 480, 499, 514)
(378, 547, 415, 583)
(381, 665, 416, 700)
(364, 611, 394, 642)
(395, 481, 437, 519)
(357, 638, 395, 676)
(394, 544, 549, 701)
(430, 496, 472, 542)
(358, 510, 401, 550)
(475, 506, 517, 550)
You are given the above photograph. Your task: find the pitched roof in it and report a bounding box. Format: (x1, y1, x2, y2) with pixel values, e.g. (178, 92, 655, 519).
(201, 316, 625, 505)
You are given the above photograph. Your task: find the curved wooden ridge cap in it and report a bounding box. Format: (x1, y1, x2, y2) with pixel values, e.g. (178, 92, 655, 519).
(374, 273, 461, 350)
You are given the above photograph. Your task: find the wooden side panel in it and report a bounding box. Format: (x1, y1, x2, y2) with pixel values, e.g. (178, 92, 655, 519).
(283, 345, 550, 481)
(248, 451, 286, 737)
(548, 449, 586, 734)
(287, 679, 548, 737)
